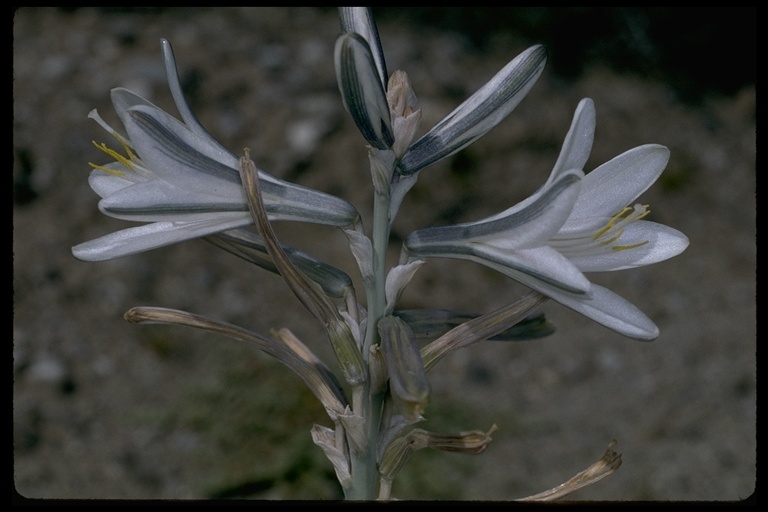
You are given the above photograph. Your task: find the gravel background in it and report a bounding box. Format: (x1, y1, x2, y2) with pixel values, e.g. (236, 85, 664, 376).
(13, 7, 756, 502)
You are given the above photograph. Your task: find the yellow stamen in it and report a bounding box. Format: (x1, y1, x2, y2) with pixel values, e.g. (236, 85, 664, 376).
(588, 204, 651, 254)
(593, 207, 632, 240)
(91, 138, 136, 174)
(91, 140, 135, 171)
(598, 230, 625, 246)
(612, 241, 649, 251)
(88, 162, 126, 177)
(111, 131, 138, 162)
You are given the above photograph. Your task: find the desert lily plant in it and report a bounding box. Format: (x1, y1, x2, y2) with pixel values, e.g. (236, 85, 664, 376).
(72, 7, 688, 501)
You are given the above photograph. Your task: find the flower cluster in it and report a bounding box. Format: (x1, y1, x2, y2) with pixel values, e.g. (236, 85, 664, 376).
(73, 7, 688, 500)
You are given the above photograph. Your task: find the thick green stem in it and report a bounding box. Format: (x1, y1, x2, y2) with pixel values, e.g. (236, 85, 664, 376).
(345, 157, 392, 500)
(363, 188, 391, 356)
(345, 384, 385, 500)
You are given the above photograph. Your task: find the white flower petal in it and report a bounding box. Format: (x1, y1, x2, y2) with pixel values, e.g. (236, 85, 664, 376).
(124, 106, 360, 227)
(469, 245, 591, 294)
(568, 221, 689, 272)
(97, 179, 247, 221)
(405, 170, 588, 294)
(545, 283, 660, 340)
(569, 144, 670, 222)
(88, 168, 147, 198)
(160, 38, 228, 153)
(113, 87, 240, 170)
(385, 260, 426, 315)
(548, 98, 595, 183)
(110, 87, 157, 121)
(407, 170, 581, 252)
(343, 227, 374, 280)
(71, 213, 253, 262)
(124, 106, 244, 197)
(477, 171, 582, 248)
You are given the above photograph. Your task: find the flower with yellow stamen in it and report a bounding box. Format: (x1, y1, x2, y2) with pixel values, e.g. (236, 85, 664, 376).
(72, 39, 360, 262)
(404, 98, 689, 340)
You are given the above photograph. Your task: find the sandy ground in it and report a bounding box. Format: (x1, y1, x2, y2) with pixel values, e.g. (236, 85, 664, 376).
(13, 7, 755, 501)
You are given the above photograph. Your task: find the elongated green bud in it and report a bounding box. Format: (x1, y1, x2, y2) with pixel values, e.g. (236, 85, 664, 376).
(335, 33, 394, 150)
(378, 316, 430, 420)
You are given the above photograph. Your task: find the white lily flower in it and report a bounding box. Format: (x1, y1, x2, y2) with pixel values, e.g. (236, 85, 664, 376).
(72, 39, 359, 262)
(406, 98, 689, 340)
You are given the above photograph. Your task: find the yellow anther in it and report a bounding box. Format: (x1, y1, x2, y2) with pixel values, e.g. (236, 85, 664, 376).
(588, 204, 652, 253)
(593, 207, 632, 240)
(91, 140, 135, 172)
(88, 162, 126, 177)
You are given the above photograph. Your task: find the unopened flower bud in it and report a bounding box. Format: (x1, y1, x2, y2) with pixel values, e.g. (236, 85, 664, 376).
(411, 424, 498, 454)
(387, 70, 421, 158)
(378, 435, 423, 482)
(335, 33, 394, 150)
(378, 316, 430, 420)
